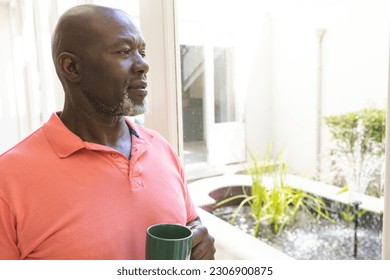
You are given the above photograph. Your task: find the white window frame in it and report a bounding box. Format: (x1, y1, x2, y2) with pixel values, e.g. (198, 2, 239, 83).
(139, 0, 183, 156)
(383, 37, 390, 259)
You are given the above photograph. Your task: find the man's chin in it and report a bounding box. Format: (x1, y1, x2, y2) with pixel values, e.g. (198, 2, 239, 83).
(124, 103, 148, 117)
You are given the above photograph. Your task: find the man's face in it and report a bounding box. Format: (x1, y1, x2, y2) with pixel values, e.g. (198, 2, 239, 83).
(79, 11, 149, 118)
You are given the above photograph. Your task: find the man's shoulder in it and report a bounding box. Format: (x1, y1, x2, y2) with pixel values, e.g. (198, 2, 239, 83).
(0, 126, 45, 162)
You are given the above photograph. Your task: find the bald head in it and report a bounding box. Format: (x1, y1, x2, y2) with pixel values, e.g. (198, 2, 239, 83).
(51, 4, 137, 65)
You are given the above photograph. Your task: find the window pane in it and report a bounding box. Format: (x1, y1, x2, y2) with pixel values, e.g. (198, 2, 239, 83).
(181, 45, 205, 143)
(214, 47, 236, 123)
(178, 0, 389, 259)
(178, 0, 246, 175)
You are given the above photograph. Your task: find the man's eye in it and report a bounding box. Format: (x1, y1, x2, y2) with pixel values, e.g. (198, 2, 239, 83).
(120, 49, 131, 55)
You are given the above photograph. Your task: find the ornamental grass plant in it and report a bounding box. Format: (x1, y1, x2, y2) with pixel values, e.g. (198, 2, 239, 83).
(216, 144, 333, 236)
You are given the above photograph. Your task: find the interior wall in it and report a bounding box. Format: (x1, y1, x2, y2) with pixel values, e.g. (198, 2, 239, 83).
(266, 1, 390, 178)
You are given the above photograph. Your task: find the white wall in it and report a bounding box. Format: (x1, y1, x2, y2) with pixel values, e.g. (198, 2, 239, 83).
(270, 11, 319, 177)
(244, 10, 274, 157)
(247, 0, 390, 178)
(322, 7, 389, 116)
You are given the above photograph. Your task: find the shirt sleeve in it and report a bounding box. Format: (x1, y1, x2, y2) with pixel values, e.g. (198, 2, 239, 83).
(0, 197, 20, 260)
(176, 157, 198, 223)
(184, 183, 198, 223)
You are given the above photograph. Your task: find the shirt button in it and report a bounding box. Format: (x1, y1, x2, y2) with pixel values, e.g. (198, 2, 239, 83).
(111, 152, 118, 158)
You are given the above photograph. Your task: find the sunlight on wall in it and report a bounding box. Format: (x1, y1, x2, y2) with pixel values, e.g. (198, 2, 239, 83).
(263, 0, 390, 179)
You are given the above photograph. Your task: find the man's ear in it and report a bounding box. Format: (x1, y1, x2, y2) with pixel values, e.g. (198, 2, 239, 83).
(56, 52, 81, 82)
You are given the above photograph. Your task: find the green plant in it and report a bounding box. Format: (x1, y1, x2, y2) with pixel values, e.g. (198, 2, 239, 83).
(324, 108, 385, 156)
(336, 185, 367, 223)
(216, 144, 333, 236)
(324, 108, 386, 196)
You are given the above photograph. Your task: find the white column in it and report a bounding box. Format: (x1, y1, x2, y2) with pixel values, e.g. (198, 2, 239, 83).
(383, 34, 390, 260)
(139, 0, 182, 154)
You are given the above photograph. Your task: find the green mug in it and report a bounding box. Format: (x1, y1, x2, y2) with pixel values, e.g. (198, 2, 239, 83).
(145, 223, 193, 260)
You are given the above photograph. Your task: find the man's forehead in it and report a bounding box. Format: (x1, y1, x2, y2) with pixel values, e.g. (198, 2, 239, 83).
(90, 11, 144, 45)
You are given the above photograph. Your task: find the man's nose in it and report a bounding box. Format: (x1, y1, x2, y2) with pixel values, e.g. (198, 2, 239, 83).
(132, 54, 149, 75)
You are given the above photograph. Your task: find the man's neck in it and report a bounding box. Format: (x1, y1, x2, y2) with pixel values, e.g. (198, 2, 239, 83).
(60, 110, 132, 159)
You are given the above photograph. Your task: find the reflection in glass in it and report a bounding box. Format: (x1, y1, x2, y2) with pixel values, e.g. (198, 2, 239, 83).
(180, 45, 207, 164)
(214, 47, 236, 123)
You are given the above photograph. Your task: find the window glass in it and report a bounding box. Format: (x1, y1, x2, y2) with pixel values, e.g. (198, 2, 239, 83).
(214, 47, 236, 123)
(178, 0, 247, 177)
(177, 0, 389, 258)
(181, 45, 205, 143)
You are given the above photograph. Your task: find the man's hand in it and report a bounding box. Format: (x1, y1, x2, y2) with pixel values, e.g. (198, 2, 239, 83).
(187, 218, 216, 260)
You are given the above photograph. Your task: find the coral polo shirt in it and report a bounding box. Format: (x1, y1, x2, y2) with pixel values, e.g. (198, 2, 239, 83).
(0, 112, 197, 259)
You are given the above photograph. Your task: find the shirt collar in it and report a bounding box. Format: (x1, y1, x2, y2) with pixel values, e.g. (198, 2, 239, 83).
(43, 112, 150, 158)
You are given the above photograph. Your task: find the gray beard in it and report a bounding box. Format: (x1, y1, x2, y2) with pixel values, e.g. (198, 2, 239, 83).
(83, 90, 148, 118)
